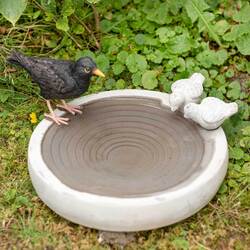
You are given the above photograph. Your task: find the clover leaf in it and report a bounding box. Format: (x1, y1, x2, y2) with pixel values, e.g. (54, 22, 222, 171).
(141, 70, 158, 90)
(125, 53, 147, 73)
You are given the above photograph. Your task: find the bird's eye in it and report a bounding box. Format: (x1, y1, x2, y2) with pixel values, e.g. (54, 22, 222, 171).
(83, 67, 91, 73)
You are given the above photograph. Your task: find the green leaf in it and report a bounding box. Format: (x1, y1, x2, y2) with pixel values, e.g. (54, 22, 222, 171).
(41, 0, 56, 13)
(117, 51, 129, 63)
(196, 49, 228, 68)
(44, 12, 55, 22)
(135, 34, 145, 45)
(224, 23, 250, 42)
(185, 57, 197, 73)
(229, 147, 244, 160)
(134, 34, 158, 46)
(237, 101, 250, 121)
(146, 36, 159, 46)
(227, 88, 241, 100)
(86, 0, 101, 4)
(165, 56, 180, 71)
(45, 39, 57, 48)
(228, 179, 238, 188)
(168, 1, 183, 15)
(0, 91, 11, 103)
(240, 137, 250, 148)
(142, 0, 159, 14)
(146, 2, 172, 25)
(75, 49, 95, 60)
(125, 53, 147, 73)
(156, 27, 175, 43)
(101, 37, 124, 55)
(209, 69, 218, 79)
(235, 33, 250, 55)
(185, 0, 209, 23)
(132, 72, 142, 87)
(242, 162, 250, 174)
(227, 81, 241, 100)
(163, 81, 172, 93)
(146, 50, 164, 64)
(100, 19, 113, 33)
(197, 12, 215, 33)
(3, 189, 17, 203)
(225, 68, 234, 78)
(242, 126, 250, 136)
(218, 183, 228, 194)
(112, 62, 125, 75)
(113, 0, 130, 10)
(33, 10, 41, 19)
(62, 0, 74, 17)
(167, 33, 193, 54)
(104, 78, 116, 90)
(214, 20, 230, 36)
(116, 79, 126, 89)
(15, 196, 31, 208)
(141, 70, 158, 90)
(140, 20, 156, 34)
(96, 54, 110, 73)
(172, 237, 189, 250)
(72, 24, 85, 34)
(0, 0, 27, 26)
(177, 57, 186, 72)
(185, 0, 221, 45)
(245, 62, 250, 74)
(233, 3, 250, 23)
(56, 16, 69, 32)
(159, 74, 172, 92)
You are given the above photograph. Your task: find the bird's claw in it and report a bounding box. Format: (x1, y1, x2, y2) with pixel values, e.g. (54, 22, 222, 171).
(56, 103, 83, 115)
(44, 113, 69, 125)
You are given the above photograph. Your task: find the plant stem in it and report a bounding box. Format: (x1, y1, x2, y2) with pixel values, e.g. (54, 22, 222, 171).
(92, 5, 100, 32)
(73, 14, 101, 50)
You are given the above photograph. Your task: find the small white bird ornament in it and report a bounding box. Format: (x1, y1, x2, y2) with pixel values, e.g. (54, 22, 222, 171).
(169, 73, 205, 112)
(184, 97, 238, 130)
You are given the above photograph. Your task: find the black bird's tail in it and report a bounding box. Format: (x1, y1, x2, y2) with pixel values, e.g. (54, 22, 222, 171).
(7, 50, 27, 67)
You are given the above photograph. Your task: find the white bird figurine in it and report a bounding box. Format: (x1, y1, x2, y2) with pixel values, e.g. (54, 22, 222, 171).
(169, 73, 205, 112)
(183, 97, 238, 130)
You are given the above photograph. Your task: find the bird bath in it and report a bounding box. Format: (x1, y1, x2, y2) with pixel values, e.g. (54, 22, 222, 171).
(28, 90, 228, 232)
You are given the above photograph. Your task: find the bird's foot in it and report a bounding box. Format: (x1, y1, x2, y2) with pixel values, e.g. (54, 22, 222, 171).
(44, 113, 69, 125)
(56, 103, 83, 115)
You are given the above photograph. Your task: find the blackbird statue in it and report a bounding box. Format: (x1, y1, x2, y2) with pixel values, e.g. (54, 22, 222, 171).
(7, 51, 105, 125)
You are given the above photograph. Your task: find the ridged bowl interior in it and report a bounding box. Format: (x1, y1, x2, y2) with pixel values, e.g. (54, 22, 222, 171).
(42, 97, 205, 197)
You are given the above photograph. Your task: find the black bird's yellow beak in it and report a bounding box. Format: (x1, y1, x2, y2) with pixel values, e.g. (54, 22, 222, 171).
(92, 68, 105, 77)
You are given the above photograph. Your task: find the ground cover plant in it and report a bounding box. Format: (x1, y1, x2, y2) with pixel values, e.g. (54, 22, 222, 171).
(0, 0, 249, 249)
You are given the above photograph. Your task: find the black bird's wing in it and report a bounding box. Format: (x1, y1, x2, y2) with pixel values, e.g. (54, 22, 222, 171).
(29, 59, 76, 93)
(7, 51, 77, 99)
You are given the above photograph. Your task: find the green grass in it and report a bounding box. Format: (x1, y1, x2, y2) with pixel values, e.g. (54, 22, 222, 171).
(0, 0, 250, 249)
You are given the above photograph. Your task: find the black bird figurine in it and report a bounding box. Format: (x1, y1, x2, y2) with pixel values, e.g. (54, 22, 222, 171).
(7, 51, 105, 125)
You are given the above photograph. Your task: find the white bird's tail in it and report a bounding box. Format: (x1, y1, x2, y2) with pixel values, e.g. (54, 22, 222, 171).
(226, 102, 238, 117)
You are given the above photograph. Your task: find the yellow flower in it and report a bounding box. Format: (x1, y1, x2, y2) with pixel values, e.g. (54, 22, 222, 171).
(29, 112, 38, 124)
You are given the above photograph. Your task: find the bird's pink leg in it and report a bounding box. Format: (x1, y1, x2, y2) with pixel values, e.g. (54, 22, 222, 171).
(44, 100, 69, 125)
(56, 100, 82, 115)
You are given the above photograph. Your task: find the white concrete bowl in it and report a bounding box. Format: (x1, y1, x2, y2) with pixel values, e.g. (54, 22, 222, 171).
(28, 90, 228, 232)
